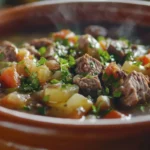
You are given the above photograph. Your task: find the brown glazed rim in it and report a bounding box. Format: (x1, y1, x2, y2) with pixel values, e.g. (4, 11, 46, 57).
(0, 0, 150, 127)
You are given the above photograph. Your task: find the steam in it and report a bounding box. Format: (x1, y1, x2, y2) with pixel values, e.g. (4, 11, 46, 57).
(46, 1, 147, 44)
(48, 4, 80, 33)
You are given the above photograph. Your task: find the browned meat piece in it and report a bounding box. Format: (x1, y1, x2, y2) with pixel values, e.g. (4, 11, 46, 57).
(46, 59, 60, 71)
(107, 39, 128, 60)
(119, 71, 150, 107)
(23, 43, 40, 58)
(44, 45, 56, 59)
(78, 34, 100, 58)
(30, 38, 52, 49)
(76, 54, 103, 75)
(25, 38, 57, 59)
(0, 41, 18, 62)
(84, 25, 107, 38)
(73, 75, 101, 97)
(45, 43, 67, 60)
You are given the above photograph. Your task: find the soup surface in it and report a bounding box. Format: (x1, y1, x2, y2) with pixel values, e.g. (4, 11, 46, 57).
(0, 25, 150, 119)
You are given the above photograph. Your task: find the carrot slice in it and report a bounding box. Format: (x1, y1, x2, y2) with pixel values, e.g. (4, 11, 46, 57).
(103, 110, 125, 119)
(0, 66, 20, 88)
(105, 62, 120, 79)
(52, 29, 72, 39)
(140, 53, 150, 65)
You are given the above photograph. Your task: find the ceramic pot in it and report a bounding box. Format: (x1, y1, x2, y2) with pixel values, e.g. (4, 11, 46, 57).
(0, 1, 150, 150)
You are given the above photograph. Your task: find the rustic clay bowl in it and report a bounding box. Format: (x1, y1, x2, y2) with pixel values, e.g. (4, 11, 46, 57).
(0, 0, 150, 150)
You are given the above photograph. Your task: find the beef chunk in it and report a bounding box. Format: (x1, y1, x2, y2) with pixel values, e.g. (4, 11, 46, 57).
(46, 59, 60, 71)
(26, 38, 57, 59)
(78, 34, 100, 58)
(76, 54, 104, 75)
(44, 45, 56, 59)
(84, 25, 107, 38)
(0, 41, 18, 62)
(107, 39, 128, 62)
(119, 71, 150, 107)
(73, 75, 101, 97)
(30, 38, 52, 49)
(23, 43, 40, 58)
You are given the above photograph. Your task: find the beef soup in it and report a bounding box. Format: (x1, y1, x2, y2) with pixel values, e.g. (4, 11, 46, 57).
(0, 25, 150, 119)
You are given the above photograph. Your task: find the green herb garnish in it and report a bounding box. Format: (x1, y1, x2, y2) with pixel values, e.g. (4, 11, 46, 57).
(0, 53, 5, 60)
(140, 106, 145, 112)
(61, 69, 72, 83)
(19, 73, 40, 93)
(50, 79, 60, 84)
(113, 91, 122, 98)
(43, 95, 50, 102)
(59, 58, 73, 83)
(104, 87, 109, 95)
(92, 105, 97, 114)
(92, 103, 101, 116)
(97, 36, 105, 42)
(133, 61, 142, 67)
(56, 38, 70, 46)
(23, 106, 31, 111)
(24, 67, 30, 75)
(68, 55, 76, 67)
(98, 49, 110, 64)
(39, 47, 47, 56)
(125, 51, 133, 61)
(37, 57, 47, 66)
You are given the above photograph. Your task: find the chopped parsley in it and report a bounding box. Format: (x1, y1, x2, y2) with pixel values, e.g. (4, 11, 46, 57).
(97, 36, 105, 42)
(61, 69, 72, 83)
(43, 95, 50, 102)
(50, 79, 60, 84)
(98, 49, 110, 64)
(97, 87, 110, 96)
(19, 73, 41, 93)
(0, 53, 5, 60)
(133, 61, 142, 67)
(125, 51, 133, 61)
(140, 105, 145, 112)
(39, 47, 47, 56)
(59, 58, 73, 84)
(37, 57, 47, 66)
(92, 102, 101, 116)
(68, 55, 76, 67)
(104, 87, 109, 95)
(92, 105, 97, 114)
(69, 49, 76, 57)
(23, 106, 31, 111)
(113, 91, 122, 98)
(24, 67, 30, 75)
(102, 73, 120, 88)
(55, 38, 70, 47)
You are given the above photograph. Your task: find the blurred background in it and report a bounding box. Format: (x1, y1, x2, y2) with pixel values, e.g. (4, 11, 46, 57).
(0, 0, 150, 8)
(0, 0, 41, 8)
(0, 0, 149, 9)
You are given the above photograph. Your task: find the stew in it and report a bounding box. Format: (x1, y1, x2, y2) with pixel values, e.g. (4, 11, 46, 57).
(0, 25, 150, 119)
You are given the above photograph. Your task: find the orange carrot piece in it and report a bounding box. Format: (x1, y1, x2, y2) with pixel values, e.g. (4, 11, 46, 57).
(140, 53, 150, 65)
(103, 110, 125, 119)
(0, 66, 20, 88)
(52, 29, 72, 39)
(105, 62, 120, 79)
